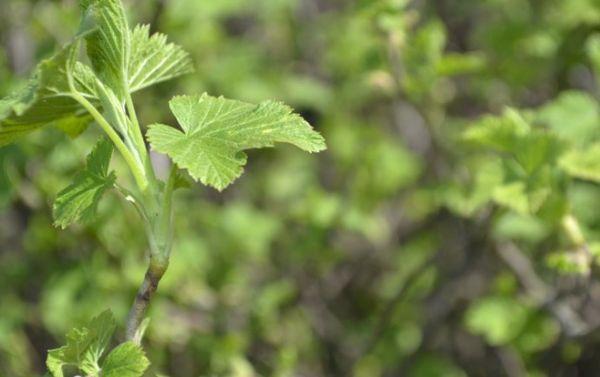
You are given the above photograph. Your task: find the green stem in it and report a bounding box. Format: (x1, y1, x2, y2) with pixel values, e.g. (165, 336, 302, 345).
(125, 94, 145, 151)
(125, 165, 177, 342)
(160, 165, 177, 255)
(68, 90, 149, 191)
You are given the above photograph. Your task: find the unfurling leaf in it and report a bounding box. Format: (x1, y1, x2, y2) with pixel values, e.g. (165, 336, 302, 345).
(53, 138, 116, 228)
(80, 1, 193, 98)
(147, 93, 326, 191)
(80, 0, 130, 98)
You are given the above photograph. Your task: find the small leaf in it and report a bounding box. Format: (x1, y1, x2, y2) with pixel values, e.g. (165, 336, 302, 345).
(81, 0, 130, 98)
(465, 296, 528, 345)
(46, 310, 117, 377)
(147, 93, 326, 191)
(53, 138, 116, 228)
(560, 143, 600, 183)
(462, 108, 530, 153)
(101, 341, 150, 377)
(128, 24, 194, 92)
(463, 108, 563, 173)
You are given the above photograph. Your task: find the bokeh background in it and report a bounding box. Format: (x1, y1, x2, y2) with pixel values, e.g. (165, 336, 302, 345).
(1, 0, 600, 376)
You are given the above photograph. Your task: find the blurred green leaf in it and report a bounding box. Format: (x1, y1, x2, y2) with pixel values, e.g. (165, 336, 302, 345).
(465, 296, 528, 345)
(559, 143, 600, 183)
(536, 91, 599, 145)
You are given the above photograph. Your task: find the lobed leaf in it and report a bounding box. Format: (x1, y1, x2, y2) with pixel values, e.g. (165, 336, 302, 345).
(147, 93, 326, 191)
(0, 0, 194, 146)
(463, 108, 564, 174)
(53, 138, 116, 228)
(128, 24, 194, 93)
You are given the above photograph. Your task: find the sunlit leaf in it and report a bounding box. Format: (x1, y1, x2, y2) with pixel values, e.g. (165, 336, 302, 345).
(147, 93, 326, 191)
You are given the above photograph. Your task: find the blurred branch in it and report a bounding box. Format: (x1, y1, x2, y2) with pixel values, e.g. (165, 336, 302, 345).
(359, 253, 436, 359)
(496, 242, 588, 337)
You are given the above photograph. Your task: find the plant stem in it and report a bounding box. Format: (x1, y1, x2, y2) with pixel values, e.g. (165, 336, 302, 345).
(68, 90, 149, 191)
(125, 92, 157, 183)
(125, 166, 178, 342)
(125, 256, 169, 342)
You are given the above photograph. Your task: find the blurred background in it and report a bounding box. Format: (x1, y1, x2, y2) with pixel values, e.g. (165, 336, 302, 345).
(1, 0, 600, 376)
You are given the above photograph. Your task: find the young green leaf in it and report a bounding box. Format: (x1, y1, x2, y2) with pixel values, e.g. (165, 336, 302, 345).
(0, 45, 97, 146)
(128, 24, 194, 92)
(463, 109, 563, 174)
(559, 143, 600, 183)
(147, 93, 326, 191)
(462, 108, 530, 153)
(53, 138, 116, 228)
(46, 310, 117, 377)
(80, 0, 130, 98)
(536, 91, 599, 145)
(81, 1, 193, 98)
(100, 341, 150, 377)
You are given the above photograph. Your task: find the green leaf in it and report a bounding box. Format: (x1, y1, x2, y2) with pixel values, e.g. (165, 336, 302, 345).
(53, 138, 116, 228)
(81, 1, 192, 98)
(493, 182, 529, 215)
(46, 310, 117, 377)
(463, 108, 563, 174)
(147, 93, 326, 191)
(462, 108, 530, 153)
(560, 143, 600, 183)
(81, 0, 130, 98)
(101, 341, 150, 377)
(128, 24, 194, 92)
(465, 296, 528, 345)
(0, 45, 97, 146)
(536, 91, 599, 145)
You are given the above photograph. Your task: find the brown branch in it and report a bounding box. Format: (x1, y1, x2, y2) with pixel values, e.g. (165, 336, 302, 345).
(125, 259, 168, 341)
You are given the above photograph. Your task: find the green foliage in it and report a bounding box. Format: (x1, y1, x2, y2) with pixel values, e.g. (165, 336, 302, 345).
(560, 143, 600, 183)
(148, 94, 326, 190)
(128, 25, 194, 93)
(1, 0, 600, 376)
(100, 342, 150, 377)
(80, 0, 130, 98)
(46, 310, 116, 376)
(53, 138, 115, 228)
(0, 0, 325, 374)
(47, 310, 149, 377)
(0, 45, 94, 146)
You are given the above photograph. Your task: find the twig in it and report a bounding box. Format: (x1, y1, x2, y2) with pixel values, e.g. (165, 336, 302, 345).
(125, 167, 177, 342)
(496, 242, 588, 337)
(125, 259, 168, 341)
